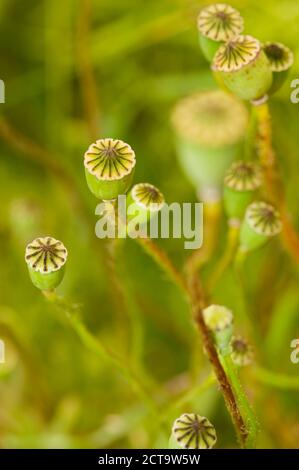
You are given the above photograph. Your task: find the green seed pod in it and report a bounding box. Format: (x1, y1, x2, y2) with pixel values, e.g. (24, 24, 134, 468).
(213, 35, 273, 101)
(171, 90, 248, 196)
(84, 138, 136, 200)
(240, 201, 282, 252)
(197, 3, 244, 61)
(224, 161, 262, 219)
(263, 42, 294, 95)
(231, 336, 254, 367)
(127, 183, 165, 225)
(25, 236, 68, 290)
(169, 413, 217, 449)
(203, 304, 233, 354)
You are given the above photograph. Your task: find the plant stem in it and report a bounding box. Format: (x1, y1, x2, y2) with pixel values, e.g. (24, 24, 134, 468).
(42, 290, 161, 420)
(220, 353, 258, 448)
(77, 0, 101, 140)
(254, 101, 299, 265)
(208, 222, 240, 294)
(162, 373, 216, 420)
(185, 200, 221, 274)
(252, 366, 299, 391)
(187, 270, 250, 447)
(137, 237, 255, 447)
(136, 237, 188, 297)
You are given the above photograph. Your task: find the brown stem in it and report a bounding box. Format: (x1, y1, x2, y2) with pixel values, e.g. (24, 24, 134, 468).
(0, 117, 85, 217)
(136, 237, 188, 297)
(186, 268, 248, 447)
(255, 102, 299, 265)
(185, 200, 221, 275)
(77, 0, 100, 140)
(137, 237, 249, 446)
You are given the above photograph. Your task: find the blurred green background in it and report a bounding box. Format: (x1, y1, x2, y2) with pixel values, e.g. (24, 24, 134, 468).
(0, 0, 299, 449)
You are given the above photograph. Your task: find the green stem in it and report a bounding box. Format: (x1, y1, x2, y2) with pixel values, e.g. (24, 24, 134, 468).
(162, 373, 216, 420)
(233, 250, 261, 346)
(253, 366, 299, 391)
(42, 290, 161, 420)
(221, 353, 259, 448)
(208, 223, 240, 293)
(136, 237, 188, 297)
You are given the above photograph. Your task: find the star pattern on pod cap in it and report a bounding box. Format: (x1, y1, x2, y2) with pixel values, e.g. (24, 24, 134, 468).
(224, 161, 262, 191)
(131, 183, 165, 212)
(84, 138, 136, 181)
(245, 201, 282, 237)
(231, 336, 254, 366)
(263, 42, 294, 72)
(172, 90, 248, 147)
(25, 237, 68, 273)
(197, 3, 244, 42)
(213, 35, 261, 72)
(172, 413, 217, 449)
(203, 304, 233, 332)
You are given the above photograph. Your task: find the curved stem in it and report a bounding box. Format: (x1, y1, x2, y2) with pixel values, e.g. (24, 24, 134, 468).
(136, 237, 188, 297)
(252, 366, 299, 391)
(185, 200, 222, 274)
(208, 223, 240, 294)
(221, 353, 258, 449)
(137, 236, 256, 447)
(77, 0, 101, 140)
(254, 101, 299, 266)
(42, 290, 161, 421)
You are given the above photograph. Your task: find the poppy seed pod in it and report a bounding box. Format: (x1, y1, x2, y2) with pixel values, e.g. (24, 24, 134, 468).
(240, 201, 282, 252)
(84, 138, 136, 200)
(171, 90, 248, 196)
(263, 42, 294, 94)
(169, 413, 217, 449)
(224, 161, 262, 219)
(203, 304, 233, 354)
(213, 35, 273, 101)
(231, 336, 254, 367)
(197, 3, 244, 61)
(127, 183, 165, 224)
(25, 237, 68, 290)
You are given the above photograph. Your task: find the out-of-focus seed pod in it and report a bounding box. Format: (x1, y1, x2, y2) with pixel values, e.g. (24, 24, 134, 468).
(224, 161, 262, 220)
(203, 304, 233, 354)
(127, 183, 165, 227)
(171, 90, 248, 198)
(84, 138, 136, 200)
(263, 42, 294, 95)
(197, 3, 244, 61)
(25, 236, 68, 290)
(231, 336, 254, 367)
(169, 413, 217, 449)
(239, 201, 282, 252)
(213, 35, 273, 101)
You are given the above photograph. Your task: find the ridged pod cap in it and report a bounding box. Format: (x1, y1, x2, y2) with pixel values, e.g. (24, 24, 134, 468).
(263, 42, 294, 94)
(240, 201, 282, 251)
(231, 336, 254, 367)
(25, 236, 68, 290)
(263, 42, 294, 73)
(213, 35, 273, 101)
(170, 413, 217, 449)
(127, 183, 165, 228)
(172, 90, 248, 148)
(198, 3, 244, 42)
(172, 90, 248, 191)
(197, 4, 244, 61)
(224, 161, 263, 219)
(84, 138, 136, 200)
(203, 304, 233, 353)
(224, 161, 262, 192)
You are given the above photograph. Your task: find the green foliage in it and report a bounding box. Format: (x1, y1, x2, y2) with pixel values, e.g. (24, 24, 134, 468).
(0, 0, 299, 449)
